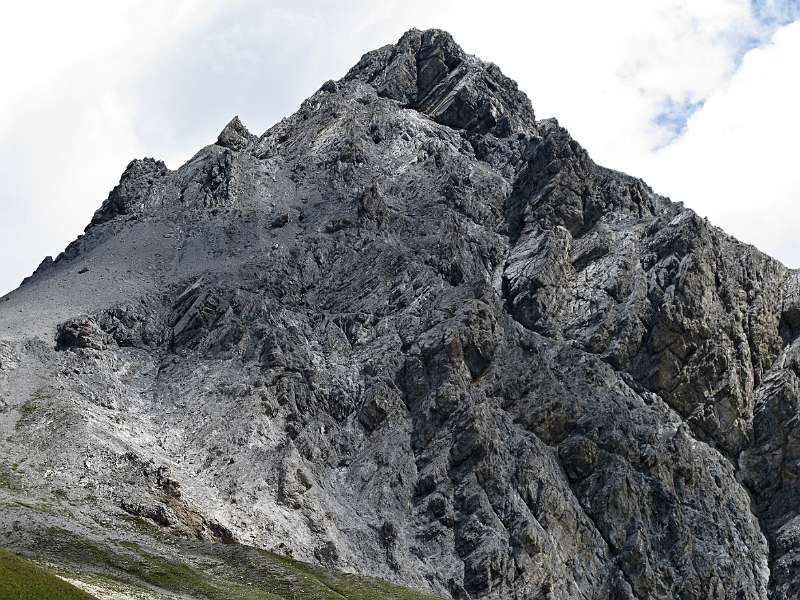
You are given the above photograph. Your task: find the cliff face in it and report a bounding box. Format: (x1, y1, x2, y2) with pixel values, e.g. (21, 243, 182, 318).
(1, 29, 799, 600)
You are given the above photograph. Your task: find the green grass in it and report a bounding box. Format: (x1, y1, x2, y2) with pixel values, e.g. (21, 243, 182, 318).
(18, 401, 36, 418)
(16, 401, 37, 430)
(264, 550, 444, 600)
(16, 386, 56, 427)
(0, 547, 98, 600)
(0, 465, 23, 491)
(29, 527, 442, 600)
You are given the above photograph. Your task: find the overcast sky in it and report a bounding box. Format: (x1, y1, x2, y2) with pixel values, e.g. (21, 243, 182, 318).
(1, 0, 798, 296)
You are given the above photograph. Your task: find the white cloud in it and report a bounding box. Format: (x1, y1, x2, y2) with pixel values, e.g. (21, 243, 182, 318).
(641, 19, 800, 267)
(0, 1, 797, 296)
(0, 0, 223, 295)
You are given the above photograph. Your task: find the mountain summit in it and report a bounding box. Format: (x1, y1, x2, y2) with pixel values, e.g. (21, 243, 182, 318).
(1, 29, 799, 600)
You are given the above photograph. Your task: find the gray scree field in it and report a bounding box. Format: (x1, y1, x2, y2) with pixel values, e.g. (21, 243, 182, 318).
(1, 29, 799, 600)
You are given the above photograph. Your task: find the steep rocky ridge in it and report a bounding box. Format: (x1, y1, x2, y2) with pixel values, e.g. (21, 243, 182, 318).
(1, 28, 799, 599)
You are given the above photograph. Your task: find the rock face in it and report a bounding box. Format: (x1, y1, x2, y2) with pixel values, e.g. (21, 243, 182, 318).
(0, 29, 798, 600)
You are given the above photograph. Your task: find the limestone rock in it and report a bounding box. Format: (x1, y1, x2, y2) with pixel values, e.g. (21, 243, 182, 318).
(1, 28, 797, 600)
(55, 316, 109, 351)
(217, 116, 256, 151)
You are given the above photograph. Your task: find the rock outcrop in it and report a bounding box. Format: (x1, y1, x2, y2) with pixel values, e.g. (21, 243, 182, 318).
(1, 29, 797, 600)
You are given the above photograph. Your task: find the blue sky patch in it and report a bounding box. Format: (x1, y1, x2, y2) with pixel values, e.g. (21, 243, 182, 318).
(653, 97, 705, 147)
(751, 0, 800, 27)
(654, 1, 799, 149)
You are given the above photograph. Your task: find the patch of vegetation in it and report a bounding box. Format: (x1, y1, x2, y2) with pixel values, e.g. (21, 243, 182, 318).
(34, 530, 249, 600)
(115, 547, 241, 598)
(0, 464, 19, 490)
(35, 527, 442, 600)
(264, 550, 442, 600)
(15, 387, 57, 428)
(0, 546, 98, 600)
(19, 400, 36, 418)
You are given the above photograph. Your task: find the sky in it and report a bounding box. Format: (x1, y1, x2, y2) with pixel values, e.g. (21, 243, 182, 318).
(1, 0, 798, 296)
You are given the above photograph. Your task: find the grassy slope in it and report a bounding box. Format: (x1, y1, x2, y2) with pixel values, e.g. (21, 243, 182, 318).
(0, 547, 97, 600)
(3, 526, 442, 600)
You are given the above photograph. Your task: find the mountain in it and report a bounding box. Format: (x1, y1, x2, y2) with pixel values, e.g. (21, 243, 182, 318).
(1, 28, 799, 600)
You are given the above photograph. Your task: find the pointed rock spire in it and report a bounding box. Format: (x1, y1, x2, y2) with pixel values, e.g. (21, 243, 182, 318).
(217, 116, 255, 151)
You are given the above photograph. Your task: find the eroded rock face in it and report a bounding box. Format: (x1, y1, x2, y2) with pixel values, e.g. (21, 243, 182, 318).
(217, 116, 256, 151)
(1, 28, 798, 600)
(56, 316, 110, 351)
(345, 29, 535, 137)
(90, 157, 170, 226)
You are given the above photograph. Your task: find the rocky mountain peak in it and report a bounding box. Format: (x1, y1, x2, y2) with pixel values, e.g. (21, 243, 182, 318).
(2, 29, 800, 600)
(345, 28, 535, 136)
